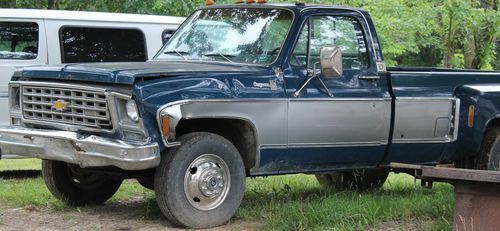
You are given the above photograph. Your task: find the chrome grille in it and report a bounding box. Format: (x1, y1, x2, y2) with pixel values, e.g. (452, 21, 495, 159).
(21, 85, 112, 129)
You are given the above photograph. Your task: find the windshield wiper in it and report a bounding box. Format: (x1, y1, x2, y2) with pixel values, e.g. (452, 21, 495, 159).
(163, 50, 189, 60)
(203, 53, 235, 63)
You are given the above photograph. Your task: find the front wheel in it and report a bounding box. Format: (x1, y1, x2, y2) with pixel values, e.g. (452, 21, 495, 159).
(154, 132, 245, 229)
(42, 160, 123, 206)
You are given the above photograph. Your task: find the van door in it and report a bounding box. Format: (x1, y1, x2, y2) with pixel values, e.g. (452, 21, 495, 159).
(0, 19, 47, 125)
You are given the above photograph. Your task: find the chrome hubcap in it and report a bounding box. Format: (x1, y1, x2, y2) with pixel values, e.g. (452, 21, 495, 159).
(184, 154, 230, 210)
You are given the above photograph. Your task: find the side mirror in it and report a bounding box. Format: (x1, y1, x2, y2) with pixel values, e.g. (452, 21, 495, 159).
(162, 29, 176, 45)
(319, 46, 343, 79)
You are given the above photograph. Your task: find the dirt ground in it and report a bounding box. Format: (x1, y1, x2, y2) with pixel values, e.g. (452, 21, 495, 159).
(367, 219, 436, 231)
(0, 202, 261, 231)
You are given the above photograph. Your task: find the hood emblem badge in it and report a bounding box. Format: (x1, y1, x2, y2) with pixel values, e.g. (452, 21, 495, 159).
(52, 99, 70, 111)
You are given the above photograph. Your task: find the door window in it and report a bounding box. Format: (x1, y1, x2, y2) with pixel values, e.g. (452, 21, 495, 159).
(0, 22, 39, 60)
(60, 27, 146, 63)
(291, 16, 369, 70)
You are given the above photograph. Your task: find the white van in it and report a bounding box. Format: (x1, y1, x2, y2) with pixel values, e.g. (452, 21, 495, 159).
(0, 9, 184, 158)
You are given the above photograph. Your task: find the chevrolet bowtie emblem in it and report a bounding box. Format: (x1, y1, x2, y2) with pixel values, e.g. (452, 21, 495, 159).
(52, 99, 69, 111)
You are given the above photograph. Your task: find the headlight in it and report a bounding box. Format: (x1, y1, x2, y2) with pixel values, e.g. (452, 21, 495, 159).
(126, 100, 139, 122)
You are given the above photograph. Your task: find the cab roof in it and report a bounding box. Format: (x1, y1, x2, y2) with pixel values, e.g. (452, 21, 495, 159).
(201, 3, 366, 13)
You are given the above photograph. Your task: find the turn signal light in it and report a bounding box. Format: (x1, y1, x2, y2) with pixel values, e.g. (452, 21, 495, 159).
(468, 105, 475, 128)
(162, 114, 170, 138)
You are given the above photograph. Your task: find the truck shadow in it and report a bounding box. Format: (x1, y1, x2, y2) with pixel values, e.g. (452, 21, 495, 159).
(84, 183, 438, 224)
(0, 170, 41, 179)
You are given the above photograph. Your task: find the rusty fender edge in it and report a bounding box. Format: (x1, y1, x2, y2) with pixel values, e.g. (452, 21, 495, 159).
(0, 126, 160, 170)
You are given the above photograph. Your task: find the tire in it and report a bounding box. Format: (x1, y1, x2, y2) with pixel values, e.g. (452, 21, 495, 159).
(474, 127, 500, 170)
(42, 160, 123, 206)
(315, 169, 389, 191)
(154, 132, 245, 229)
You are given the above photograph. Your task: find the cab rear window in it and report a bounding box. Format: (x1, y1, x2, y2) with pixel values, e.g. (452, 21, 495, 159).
(60, 27, 147, 63)
(0, 22, 39, 60)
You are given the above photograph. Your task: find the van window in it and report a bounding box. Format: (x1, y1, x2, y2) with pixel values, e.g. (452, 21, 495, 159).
(0, 22, 39, 60)
(60, 27, 147, 63)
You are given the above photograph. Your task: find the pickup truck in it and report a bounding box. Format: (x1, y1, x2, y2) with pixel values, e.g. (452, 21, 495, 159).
(0, 3, 499, 229)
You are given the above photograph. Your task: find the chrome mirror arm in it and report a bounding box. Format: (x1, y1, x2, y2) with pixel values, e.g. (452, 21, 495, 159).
(293, 62, 333, 98)
(316, 75, 333, 97)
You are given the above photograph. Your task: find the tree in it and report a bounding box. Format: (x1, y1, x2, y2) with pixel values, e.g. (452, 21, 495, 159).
(5, 0, 499, 70)
(0, 0, 16, 8)
(48, 0, 57, 9)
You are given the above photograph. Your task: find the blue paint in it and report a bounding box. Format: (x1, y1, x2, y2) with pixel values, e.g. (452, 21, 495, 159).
(379, 143, 445, 165)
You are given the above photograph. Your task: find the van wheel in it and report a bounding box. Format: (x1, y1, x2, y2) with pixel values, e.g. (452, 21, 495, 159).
(474, 127, 500, 170)
(315, 169, 389, 191)
(42, 160, 122, 206)
(154, 132, 245, 229)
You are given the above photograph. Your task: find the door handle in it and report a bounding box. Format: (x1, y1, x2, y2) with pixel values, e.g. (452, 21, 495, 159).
(359, 76, 380, 81)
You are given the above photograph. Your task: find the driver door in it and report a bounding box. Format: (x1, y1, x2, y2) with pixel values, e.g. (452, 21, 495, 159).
(282, 12, 391, 172)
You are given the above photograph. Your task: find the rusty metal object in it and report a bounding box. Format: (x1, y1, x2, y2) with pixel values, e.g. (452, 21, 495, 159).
(453, 182, 500, 231)
(390, 163, 500, 231)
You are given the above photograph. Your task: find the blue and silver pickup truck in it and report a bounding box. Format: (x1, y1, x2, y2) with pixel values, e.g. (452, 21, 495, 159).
(0, 2, 499, 228)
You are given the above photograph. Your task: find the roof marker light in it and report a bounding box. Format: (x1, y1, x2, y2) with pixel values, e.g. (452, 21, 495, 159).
(205, 0, 215, 5)
(246, 0, 255, 3)
(257, 0, 267, 3)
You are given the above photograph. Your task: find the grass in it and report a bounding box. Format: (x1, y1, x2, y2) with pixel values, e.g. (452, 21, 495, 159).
(0, 159, 454, 230)
(0, 158, 41, 171)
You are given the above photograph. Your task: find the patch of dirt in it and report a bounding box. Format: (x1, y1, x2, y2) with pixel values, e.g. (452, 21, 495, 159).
(367, 218, 435, 231)
(0, 201, 261, 231)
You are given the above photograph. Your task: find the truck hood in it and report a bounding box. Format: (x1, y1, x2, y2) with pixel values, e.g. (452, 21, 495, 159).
(15, 61, 268, 85)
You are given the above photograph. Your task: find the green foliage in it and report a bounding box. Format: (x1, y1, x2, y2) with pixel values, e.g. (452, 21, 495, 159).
(3, 0, 499, 70)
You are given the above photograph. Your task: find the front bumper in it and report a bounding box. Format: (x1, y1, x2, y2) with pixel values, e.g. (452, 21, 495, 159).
(0, 126, 160, 170)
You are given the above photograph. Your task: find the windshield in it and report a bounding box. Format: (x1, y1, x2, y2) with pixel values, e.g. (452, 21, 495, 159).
(155, 8, 294, 65)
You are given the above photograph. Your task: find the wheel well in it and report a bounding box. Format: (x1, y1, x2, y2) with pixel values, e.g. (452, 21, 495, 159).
(485, 118, 500, 132)
(458, 117, 500, 168)
(175, 118, 257, 174)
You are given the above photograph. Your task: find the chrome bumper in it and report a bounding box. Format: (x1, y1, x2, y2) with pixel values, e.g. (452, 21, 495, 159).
(0, 126, 160, 170)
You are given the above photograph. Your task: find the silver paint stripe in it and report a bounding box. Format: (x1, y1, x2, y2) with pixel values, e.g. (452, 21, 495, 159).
(260, 142, 387, 149)
(291, 97, 391, 102)
(158, 98, 390, 106)
(157, 98, 391, 146)
(392, 97, 460, 143)
(392, 139, 453, 144)
(395, 97, 455, 101)
(287, 141, 387, 148)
